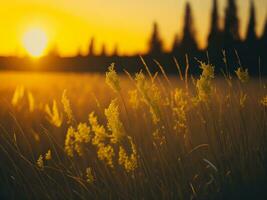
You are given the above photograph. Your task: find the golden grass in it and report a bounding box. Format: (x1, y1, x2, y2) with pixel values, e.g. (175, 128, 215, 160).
(0, 61, 266, 199)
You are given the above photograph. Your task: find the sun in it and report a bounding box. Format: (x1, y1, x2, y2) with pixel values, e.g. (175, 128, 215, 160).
(22, 27, 49, 58)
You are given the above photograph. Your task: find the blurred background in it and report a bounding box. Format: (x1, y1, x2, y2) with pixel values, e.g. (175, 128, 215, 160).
(0, 0, 266, 74)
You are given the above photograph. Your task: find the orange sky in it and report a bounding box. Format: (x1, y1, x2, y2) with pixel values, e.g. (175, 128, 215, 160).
(0, 0, 266, 57)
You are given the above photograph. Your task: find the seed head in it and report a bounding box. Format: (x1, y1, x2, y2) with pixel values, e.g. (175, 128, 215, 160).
(106, 63, 121, 93)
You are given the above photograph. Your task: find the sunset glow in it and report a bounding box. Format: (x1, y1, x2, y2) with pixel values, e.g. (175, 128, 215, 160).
(0, 0, 266, 56)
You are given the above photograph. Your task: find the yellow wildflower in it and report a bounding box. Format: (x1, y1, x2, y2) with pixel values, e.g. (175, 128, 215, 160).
(235, 67, 249, 83)
(172, 89, 188, 133)
(135, 71, 161, 124)
(61, 90, 74, 125)
(118, 137, 138, 173)
(261, 95, 267, 107)
(200, 62, 215, 79)
(37, 155, 44, 170)
(65, 126, 76, 157)
(45, 150, 52, 160)
(86, 167, 94, 184)
(97, 144, 115, 168)
(77, 123, 91, 143)
(196, 62, 214, 101)
(64, 123, 91, 157)
(106, 63, 121, 93)
(105, 99, 126, 143)
(74, 123, 91, 156)
(89, 112, 108, 146)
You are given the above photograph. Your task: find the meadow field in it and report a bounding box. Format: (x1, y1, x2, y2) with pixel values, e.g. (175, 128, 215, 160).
(0, 61, 267, 199)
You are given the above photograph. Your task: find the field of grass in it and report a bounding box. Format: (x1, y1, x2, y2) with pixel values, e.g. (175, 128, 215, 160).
(0, 61, 266, 199)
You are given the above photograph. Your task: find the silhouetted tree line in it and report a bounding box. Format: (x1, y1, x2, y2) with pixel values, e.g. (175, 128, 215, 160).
(84, 0, 266, 75)
(145, 0, 267, 75)
(0, 0, 266, 75)
(148, 0, 266, 56)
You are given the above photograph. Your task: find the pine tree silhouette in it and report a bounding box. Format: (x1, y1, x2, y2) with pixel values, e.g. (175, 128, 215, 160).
(112, 44, 118, 56)
(223, 0, 240, 49)
(100, 44, 107, 56)
(245, 0, 257, 46)
(172, 33, 180, 54)
(88, 37, 95, 56)
(208, 0, 222, 51)
(148, 22, 163, 56)
(180, 2, 198, 54)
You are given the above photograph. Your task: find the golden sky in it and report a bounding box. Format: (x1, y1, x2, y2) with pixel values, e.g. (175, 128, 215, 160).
(0, 0, 266, 57)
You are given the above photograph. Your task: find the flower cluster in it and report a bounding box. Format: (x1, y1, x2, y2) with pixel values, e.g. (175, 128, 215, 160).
(64, 123, 91, 157)
(89, 112, 115, 167)
(36, 155, 44, 170)
(45, 150, 52, 160)
(261, 95, 267, 107)
(118, 136, 138, 173)
(85, 167, 95, 184)
(106, 63, 121, 93)
(196, 62, 215, 101)
(36, 150, 52, 170)
(89, 112, 108, 145)
(235, 67, 249, 83)
(172, 89, 188, 134)
(105, 99, 126, 143)
(97, 144, 115, 168)
(135, 71, 161, 124)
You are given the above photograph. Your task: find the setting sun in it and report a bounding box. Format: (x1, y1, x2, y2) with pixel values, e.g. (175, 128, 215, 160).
(22, 27, 48, 58)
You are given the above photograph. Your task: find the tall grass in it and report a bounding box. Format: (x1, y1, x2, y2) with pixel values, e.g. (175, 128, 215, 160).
(0, 58, 266, 200)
